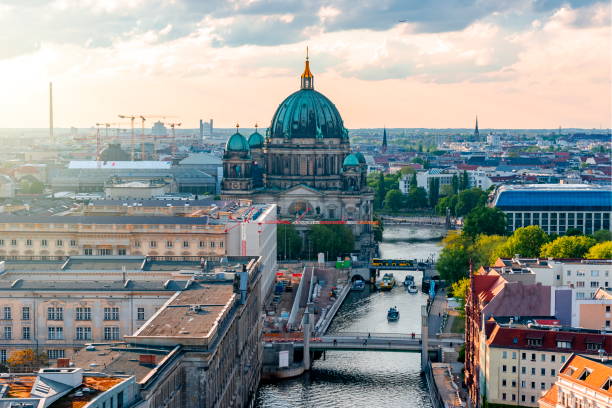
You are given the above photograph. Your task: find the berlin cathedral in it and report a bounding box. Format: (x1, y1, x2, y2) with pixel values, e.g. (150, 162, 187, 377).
(221, 54, 374, 255)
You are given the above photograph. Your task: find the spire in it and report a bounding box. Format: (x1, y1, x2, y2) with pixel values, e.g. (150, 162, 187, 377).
(382, 126, 388, 153)
(300, 47, 314, 90)
(474, 115, 479, 141)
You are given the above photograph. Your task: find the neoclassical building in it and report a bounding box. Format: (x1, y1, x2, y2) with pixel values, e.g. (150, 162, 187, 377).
(221, 55, 373, 255)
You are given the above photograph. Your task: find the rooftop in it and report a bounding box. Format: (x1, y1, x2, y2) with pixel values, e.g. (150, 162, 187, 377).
(493, 184, 612, 210)
(68, 161, 172, 170)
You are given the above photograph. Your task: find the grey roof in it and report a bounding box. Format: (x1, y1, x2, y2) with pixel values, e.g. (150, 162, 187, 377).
(0, 215, 213, 225)
(178, 153, 222, 166)
(89, 199, 222, 207)
(0, 279, 186, 291)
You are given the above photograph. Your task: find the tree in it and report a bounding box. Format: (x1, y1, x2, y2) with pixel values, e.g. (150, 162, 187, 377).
(459, 170, 469, 190)
(450, 278, 470, 313)
(309, 224, 355, 260)
(463, 207, 507, 237)
(455, 188, 487, 216)
(436, 231, 471, 283)
(440, 184, 454, 197)
(471, 234, 507, 269)
(565, 228, 582, 236)
(373, 214, 384, 242)
(384, 189, 404, 212)
(592, 230, 612, 243)
(451, 174, 459, 194)
(586, 241, 612, 259)
(373, 171, 386, 210)
(410, 173, 418, 189)
(539, 236, 596, 258)
(494, 226, 549, 258)
(406, 187, 428, 208)
(277, 224, 302, 260)
(428, 178, 440, 208)
(7, 349, 47, 371)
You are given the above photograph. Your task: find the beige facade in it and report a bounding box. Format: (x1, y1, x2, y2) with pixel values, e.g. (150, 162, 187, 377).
(483, 344, 570, 406)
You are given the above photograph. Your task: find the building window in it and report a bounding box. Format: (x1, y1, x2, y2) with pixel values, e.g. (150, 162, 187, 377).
(512, 352, 516, 359)
(118, 248, 127, 255)
(520, 380, 525, 388)
(70, 240, 77, 247)
(502, 351, 507, 359)
(531, 353, 536, 361)
(104, 327, 120, 340)
(210, 241, 215, 248)
(219, 241, 224, 248)
(76, 307, 91, 321)
(26, 239, 32, 246)
(586, 342, 602, 351)
(104, 307, 119, 321)
(0, 239, 3, 246)
(47, 349, 65, 360)
(511, 394, 515, 401)
(521, 395, 525, 402)
(511, 381, 516, 387)
(541, 368, 546, 376)
(183, 241, 189, 248)
(22, 326, 30, 340)
(591, 281, 600, 288)
(3, 326, 11, 340)
(512, 366, 516, 373)
(540, 382, 546, 390)
(528, 339, 542, 347)
(47, 307, 63, 321)
(521, 352, 526, 360)
(607, 306, 611, 312)
(166, 241, 173, 248)
(137, 308, 145, 321)
(521, 367, 526, 374)
(76, 327, 91, 340)
(502, 379, 507, 386)
(84, 248, 93, 255)
(551, 355, 556, 362)
(576, 292, 585, 300)
(0, 350, 6, 363)
(150, 241, 157, 248)
(56, 240, 63, 247)
(551, 369, 556, 376)
(134, 241, 141, 248)
(10, 239, 16, 246)
(502, 365, 507, 372)
(531, 367, 536, 375)
(606, 320, 610, 328)
(561, 355, 566, 363)
(199, 241, 205, 248)
(557, 341, 572, 349)
(3, 307, 11, 320)
(48, 327, 63, 340)
(98, 248, 112, 255)
(22, 307, 30, 320)
(531, 381, 535, 389)
(530, 396, 535, 403)
(502, 393, 506, 401)
(41, 240, 48, 247)
(541, 354, 546, 362)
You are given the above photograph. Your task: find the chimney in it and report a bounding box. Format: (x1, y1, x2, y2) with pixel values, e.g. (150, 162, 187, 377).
(56, 358, 70, 368)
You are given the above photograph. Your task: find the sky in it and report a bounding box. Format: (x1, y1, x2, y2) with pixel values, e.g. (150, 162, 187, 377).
(0, 0, 610, 130)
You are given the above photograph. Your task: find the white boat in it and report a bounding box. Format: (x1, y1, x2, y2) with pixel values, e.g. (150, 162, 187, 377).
(407, 284, 418, 294)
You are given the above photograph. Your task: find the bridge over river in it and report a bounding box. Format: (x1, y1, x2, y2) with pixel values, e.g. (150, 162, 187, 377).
(311, 332, 462, 353)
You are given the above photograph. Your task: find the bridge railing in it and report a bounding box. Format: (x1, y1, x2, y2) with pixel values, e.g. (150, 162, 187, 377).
(321, 332, 421, 339)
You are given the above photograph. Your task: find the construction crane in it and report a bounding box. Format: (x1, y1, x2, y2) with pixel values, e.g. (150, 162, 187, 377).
(118, 115, 137, 160)
(165, 122, 182, 156)
(130, 115, 177, 160)
(94, 122, 129, 160)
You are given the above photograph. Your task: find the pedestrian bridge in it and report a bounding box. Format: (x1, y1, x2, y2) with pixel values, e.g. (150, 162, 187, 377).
(368, 259, 434, 271)
(266, 332, 463, 353)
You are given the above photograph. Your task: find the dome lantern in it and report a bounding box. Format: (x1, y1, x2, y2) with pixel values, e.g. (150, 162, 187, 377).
(300, 47, 314, 90)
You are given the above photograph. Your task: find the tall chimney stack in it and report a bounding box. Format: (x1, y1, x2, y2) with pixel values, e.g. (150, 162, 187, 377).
(49, 82, 54, 143)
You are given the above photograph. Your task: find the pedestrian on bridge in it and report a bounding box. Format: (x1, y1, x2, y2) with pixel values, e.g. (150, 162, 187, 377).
(333, 339, 337, 347)
(363, 339, 367, 346)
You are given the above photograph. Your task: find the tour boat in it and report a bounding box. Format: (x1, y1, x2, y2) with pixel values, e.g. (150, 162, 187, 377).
(379, 273, 396, 291)
(407, 284, 418, 294)
(387, 306, 400, 321)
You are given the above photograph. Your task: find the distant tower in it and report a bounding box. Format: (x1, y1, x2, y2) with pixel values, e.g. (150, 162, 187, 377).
(199, 119, 204, 140)
(382, 126, 388, 153)
(209, 118, 214, 136)
(474, 116, 479, 141)
(49, 82, 54, 143)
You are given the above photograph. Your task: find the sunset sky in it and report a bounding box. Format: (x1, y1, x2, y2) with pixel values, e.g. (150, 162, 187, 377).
(0, 0, 610, 129)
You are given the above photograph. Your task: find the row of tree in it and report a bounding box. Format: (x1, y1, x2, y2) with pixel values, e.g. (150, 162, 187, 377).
(438, 224, 612, 284)
(277, 224, 356, 261)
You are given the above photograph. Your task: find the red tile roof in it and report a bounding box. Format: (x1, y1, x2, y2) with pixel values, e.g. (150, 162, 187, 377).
(487, 325, 612, 354)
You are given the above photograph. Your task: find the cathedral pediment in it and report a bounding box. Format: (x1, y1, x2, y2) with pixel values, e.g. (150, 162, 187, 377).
(282, 184, 323, 197)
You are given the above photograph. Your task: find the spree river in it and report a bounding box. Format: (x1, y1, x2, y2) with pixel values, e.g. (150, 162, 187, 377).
(255, 225, 446, 408)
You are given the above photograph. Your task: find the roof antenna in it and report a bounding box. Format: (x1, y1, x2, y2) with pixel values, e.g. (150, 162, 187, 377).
(306, 45, 309, 61)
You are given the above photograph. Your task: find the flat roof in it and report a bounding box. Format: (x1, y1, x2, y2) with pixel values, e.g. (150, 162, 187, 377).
(68, 161, 172, 169)
(88, 199, 223, 207)
(494, 184, 611, 210)
(0, 215, 213, 225)
(133, 284, 235, 340)
(0, 279, 186, 291)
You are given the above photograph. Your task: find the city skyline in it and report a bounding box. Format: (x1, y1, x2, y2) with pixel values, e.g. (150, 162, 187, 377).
(0, 1, 610, 129)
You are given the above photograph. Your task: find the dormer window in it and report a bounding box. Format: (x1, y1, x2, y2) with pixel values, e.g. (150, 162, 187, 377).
(602, 378, 612, 391)
(557, 340, 572, 349)
(527, 338, 542, 347)
(578, 369, 592, 381)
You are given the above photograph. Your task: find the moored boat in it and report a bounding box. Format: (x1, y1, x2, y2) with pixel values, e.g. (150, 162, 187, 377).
(379, 273, 396, 291)
(407, 284, 418, 294)
(403, 275, 414, 286)
(351, 279, 365, 291)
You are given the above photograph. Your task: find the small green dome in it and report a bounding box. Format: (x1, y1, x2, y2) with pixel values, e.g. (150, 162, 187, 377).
(226, 132, 249, 152)
(248, 131, 264, 148)
(343, 153, 360, 167)
(354, 152, 366, 164)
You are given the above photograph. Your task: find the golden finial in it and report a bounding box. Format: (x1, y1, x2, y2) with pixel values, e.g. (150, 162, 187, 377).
(236, 123, 239, 132)
(255, 123, 259, 130)
(301, 46, 313, 89)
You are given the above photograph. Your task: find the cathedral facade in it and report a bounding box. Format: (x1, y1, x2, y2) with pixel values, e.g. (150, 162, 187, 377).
(221, 55, 374, 256)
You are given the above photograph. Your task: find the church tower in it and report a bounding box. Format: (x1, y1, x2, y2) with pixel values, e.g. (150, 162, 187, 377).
(474, 116, 480, 141)
(382, 126, 388, 153)
(221, 125, 253, 197)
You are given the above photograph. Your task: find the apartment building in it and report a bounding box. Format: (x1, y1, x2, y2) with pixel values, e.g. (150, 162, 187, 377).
(481, 318, 612, 407)
(492, 184, 612, 234)
(539, 354, 612, 408)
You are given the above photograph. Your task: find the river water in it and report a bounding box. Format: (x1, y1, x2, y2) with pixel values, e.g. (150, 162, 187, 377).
(255, 226, 445, 408)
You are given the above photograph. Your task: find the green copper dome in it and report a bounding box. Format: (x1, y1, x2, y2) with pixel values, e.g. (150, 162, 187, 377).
(270, 89, 346, 139)
(226, 132, 250, 152)
(354, 152, 366, 164)
(248, 131, 264, 148)
(343, 153, 360, 167)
